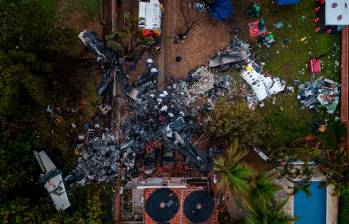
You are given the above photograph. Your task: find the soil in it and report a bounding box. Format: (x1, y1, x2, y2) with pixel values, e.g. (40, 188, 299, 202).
(162, 0, 231, 80)
(116, 0, 255, 86)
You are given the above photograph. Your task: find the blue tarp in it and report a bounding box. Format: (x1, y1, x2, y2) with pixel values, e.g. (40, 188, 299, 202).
(276, 0, 300, 5)
(211, 0, 233, 21)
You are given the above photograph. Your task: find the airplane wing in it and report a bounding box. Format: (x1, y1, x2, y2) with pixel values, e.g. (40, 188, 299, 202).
(33, 151, 57, 173)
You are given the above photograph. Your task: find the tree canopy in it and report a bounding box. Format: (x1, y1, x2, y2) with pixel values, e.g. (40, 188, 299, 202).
(0, 1, 112, 222)
(209, 99, 269, 149)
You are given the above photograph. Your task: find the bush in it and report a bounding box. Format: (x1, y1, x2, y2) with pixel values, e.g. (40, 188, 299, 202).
(209, 99, 269, 149)
(338, 187, 349, 224)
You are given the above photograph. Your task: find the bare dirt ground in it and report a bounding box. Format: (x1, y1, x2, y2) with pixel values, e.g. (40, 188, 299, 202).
(162, 0, 232, 80)
(119, 0, 255, 85)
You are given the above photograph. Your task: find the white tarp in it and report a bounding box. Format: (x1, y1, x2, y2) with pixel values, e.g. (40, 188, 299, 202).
(138, 0, 162, 32)
(241, 64, 285, 101)
(325, 0, 349, 25)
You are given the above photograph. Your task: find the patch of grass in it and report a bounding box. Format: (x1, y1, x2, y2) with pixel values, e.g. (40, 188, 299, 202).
(318, 117, 346, 149)
(260, 95, 313, 147)
(39, 0, 57, 10)
(248, 0, 342, 148)
(255, 1, 340, 82)
(79, 0, 101, 16)
(338, 188, 349, 224)
(60, 0, 100, 19)
(83, 77, 102, 118)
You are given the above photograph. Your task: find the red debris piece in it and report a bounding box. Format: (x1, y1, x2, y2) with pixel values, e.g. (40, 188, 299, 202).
(309, 58, 321, 74)
(248, 20, 267, 37)
(143, 29, 155, 37)
(326, 28, 333, 34)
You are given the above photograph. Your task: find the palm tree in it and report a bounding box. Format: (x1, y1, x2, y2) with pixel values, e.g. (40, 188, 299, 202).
(250, 172, 281, 202)
(244, 197, 295, 224)
(213, 139, 255, 197)
(242, 171, 295, 224)
(292, 181, 312, 197)
(317, 148, 349, 193)
(106, 12, 155, 61)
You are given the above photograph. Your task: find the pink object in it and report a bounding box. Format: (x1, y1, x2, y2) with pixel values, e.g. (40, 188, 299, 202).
(309, 59, 321, 73)
(248, 20, 267, 37)
(326, 28, 333, 33)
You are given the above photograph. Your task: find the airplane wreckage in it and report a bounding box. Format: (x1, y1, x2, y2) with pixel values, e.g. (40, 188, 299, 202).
(36, 30, 288, 210)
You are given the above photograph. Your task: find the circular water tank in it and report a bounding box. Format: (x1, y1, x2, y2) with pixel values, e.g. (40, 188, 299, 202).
(145, 188, 179, 222)
(184, 190, 213, 223)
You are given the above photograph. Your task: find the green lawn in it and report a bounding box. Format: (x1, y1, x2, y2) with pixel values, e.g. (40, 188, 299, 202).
(339, 188, 349, 224)
(257, 1, 340, 82)
(39, 0, 57, 10)
(241, 0, 343, 149)
(40, 0, 100, 18)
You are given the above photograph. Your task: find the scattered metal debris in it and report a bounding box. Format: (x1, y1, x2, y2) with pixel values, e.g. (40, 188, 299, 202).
(69, 63, 233, 185)
(209, 34, 250, 69)
(297, 77, 340, 113)
(71, 30, 291, 186)
(79, 30, 126, 96)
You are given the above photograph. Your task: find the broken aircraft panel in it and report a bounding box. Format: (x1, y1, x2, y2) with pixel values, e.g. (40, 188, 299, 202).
(33, 151, 71, 211)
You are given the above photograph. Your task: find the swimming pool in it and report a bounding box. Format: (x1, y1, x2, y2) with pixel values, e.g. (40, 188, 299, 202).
(294, 181, 327, 224)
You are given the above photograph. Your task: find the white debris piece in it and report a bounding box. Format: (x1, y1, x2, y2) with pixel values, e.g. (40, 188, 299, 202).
(138, 0, 162, 32)
(241, 64, 285, 101)
(33, 151, 71, 211)
(160, 105, 168, 111)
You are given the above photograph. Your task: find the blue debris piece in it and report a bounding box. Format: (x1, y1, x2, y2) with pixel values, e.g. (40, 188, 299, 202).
(211, 0, 233, 21)
(297, 78, 340, 114)
(274, 22, 284, 29)
(276, 0, 300, 5)
(169, 117, 186, 132)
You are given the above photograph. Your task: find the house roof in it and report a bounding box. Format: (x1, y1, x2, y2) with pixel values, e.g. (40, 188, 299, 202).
(325, 0, 349, 25)
(143, 186, 218, 224)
